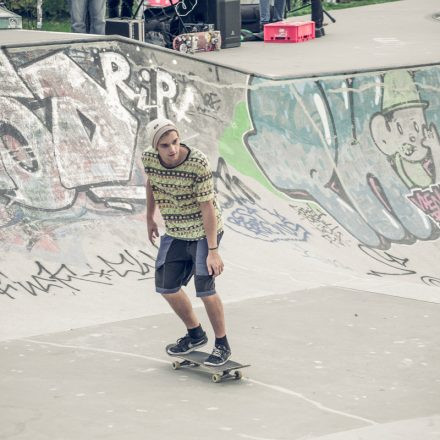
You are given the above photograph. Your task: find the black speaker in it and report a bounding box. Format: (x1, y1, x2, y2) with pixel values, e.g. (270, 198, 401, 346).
(106, 18, 145, 41)
(240, 4, 276, 33)
(181, 0, 241, 49)
(240, 3, 260, 33)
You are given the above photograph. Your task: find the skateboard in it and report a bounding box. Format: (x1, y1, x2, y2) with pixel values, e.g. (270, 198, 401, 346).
(172, 30, 221, 54)
(166, 345, 250, 383)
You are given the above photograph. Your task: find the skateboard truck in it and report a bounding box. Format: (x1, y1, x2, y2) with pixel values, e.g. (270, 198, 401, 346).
(171, 358, 244, 383)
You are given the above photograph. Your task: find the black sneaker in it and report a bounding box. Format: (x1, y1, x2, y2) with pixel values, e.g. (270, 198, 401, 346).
(315, 27, 325, 38)
(204, 344, 231, 366)
(166, 332, 208, 356)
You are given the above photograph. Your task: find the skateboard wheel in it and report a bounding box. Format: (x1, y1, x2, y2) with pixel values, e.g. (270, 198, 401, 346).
(172, 361, 181, 370)
(234, 370, 243, 380)
(212, 374, 222, 383)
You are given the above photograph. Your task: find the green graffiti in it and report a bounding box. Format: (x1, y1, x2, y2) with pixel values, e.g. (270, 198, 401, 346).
(219, 101, 279, 196)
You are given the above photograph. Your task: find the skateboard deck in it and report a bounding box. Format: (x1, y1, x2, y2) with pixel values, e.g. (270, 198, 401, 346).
(166, 345, 250, 383)
(172, 30, 221, 54)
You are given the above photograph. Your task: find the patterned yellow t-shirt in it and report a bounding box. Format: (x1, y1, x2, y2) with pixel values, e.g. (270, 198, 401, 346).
(142, 145, 223, 240)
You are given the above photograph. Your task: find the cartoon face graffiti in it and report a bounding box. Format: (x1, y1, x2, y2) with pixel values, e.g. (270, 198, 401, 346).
(370, 71, 440, 188)
(371, 106, 431, 163)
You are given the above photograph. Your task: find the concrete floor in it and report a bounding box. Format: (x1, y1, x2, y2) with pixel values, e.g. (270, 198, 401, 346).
(1, 287, 440, 439)
(194, 0, 440, 78)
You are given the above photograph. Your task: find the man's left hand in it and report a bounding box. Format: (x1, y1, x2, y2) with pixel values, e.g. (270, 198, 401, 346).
(207, 251, 224, 277)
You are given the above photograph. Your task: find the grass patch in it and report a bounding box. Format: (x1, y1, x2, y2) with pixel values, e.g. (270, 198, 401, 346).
(22, 19, 70, 32)
(41, 20, 71, 32)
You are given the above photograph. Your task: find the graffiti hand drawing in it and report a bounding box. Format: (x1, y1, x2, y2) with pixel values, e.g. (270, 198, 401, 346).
(246, 69, 440, 248)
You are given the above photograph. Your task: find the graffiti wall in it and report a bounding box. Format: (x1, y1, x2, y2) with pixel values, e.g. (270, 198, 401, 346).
(243, 68, 440, 290)
(0, 41, 245, 302)
(1, 38, 440, 338)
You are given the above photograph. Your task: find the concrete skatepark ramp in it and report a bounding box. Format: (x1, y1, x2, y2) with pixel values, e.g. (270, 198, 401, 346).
(2, 4, 440, 339)
(1, 1, 440, 439)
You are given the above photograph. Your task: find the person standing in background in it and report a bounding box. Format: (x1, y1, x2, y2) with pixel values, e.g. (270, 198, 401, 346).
(259, 0, 286, 31)
(311, 0, 325, 37)
(70, 0, 106, 34)
(108, 0, 134, 18)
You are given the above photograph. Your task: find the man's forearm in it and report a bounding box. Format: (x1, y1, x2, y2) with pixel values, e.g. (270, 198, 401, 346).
(146, 180, 156, 220)
(200, 200, 218, 249)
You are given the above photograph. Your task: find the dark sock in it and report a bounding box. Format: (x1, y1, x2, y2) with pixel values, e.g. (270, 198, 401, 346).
(215, 335, 230, 349)
(188, 324, 204, 340)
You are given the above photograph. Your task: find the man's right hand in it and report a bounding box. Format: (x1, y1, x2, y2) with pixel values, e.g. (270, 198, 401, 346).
(147, 218, 159, 245)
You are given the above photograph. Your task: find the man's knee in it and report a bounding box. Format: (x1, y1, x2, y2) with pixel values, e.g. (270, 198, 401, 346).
(200, 291, 216, 300)
(161, 288, 185, 301)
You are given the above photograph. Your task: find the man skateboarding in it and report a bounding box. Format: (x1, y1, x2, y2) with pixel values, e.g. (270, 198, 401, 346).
(142, 118, 231, 366)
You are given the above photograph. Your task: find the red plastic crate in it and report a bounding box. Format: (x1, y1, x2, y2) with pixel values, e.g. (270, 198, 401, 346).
(264, 21, 315, 43)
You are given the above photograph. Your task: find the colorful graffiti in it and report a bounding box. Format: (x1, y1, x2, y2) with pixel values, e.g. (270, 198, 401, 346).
(0, 43, 243, 253)
(408, 184, 440, 225)
(1, 38, 440, 298)
(213, 157, 310, 242)
(245, 67, 440, 249)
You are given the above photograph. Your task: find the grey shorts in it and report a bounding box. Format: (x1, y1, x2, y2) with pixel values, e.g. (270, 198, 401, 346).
(155, 232, 223, 297)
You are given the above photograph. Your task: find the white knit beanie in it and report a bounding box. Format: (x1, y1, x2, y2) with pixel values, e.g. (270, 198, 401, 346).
(146, 118, 179, 150)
